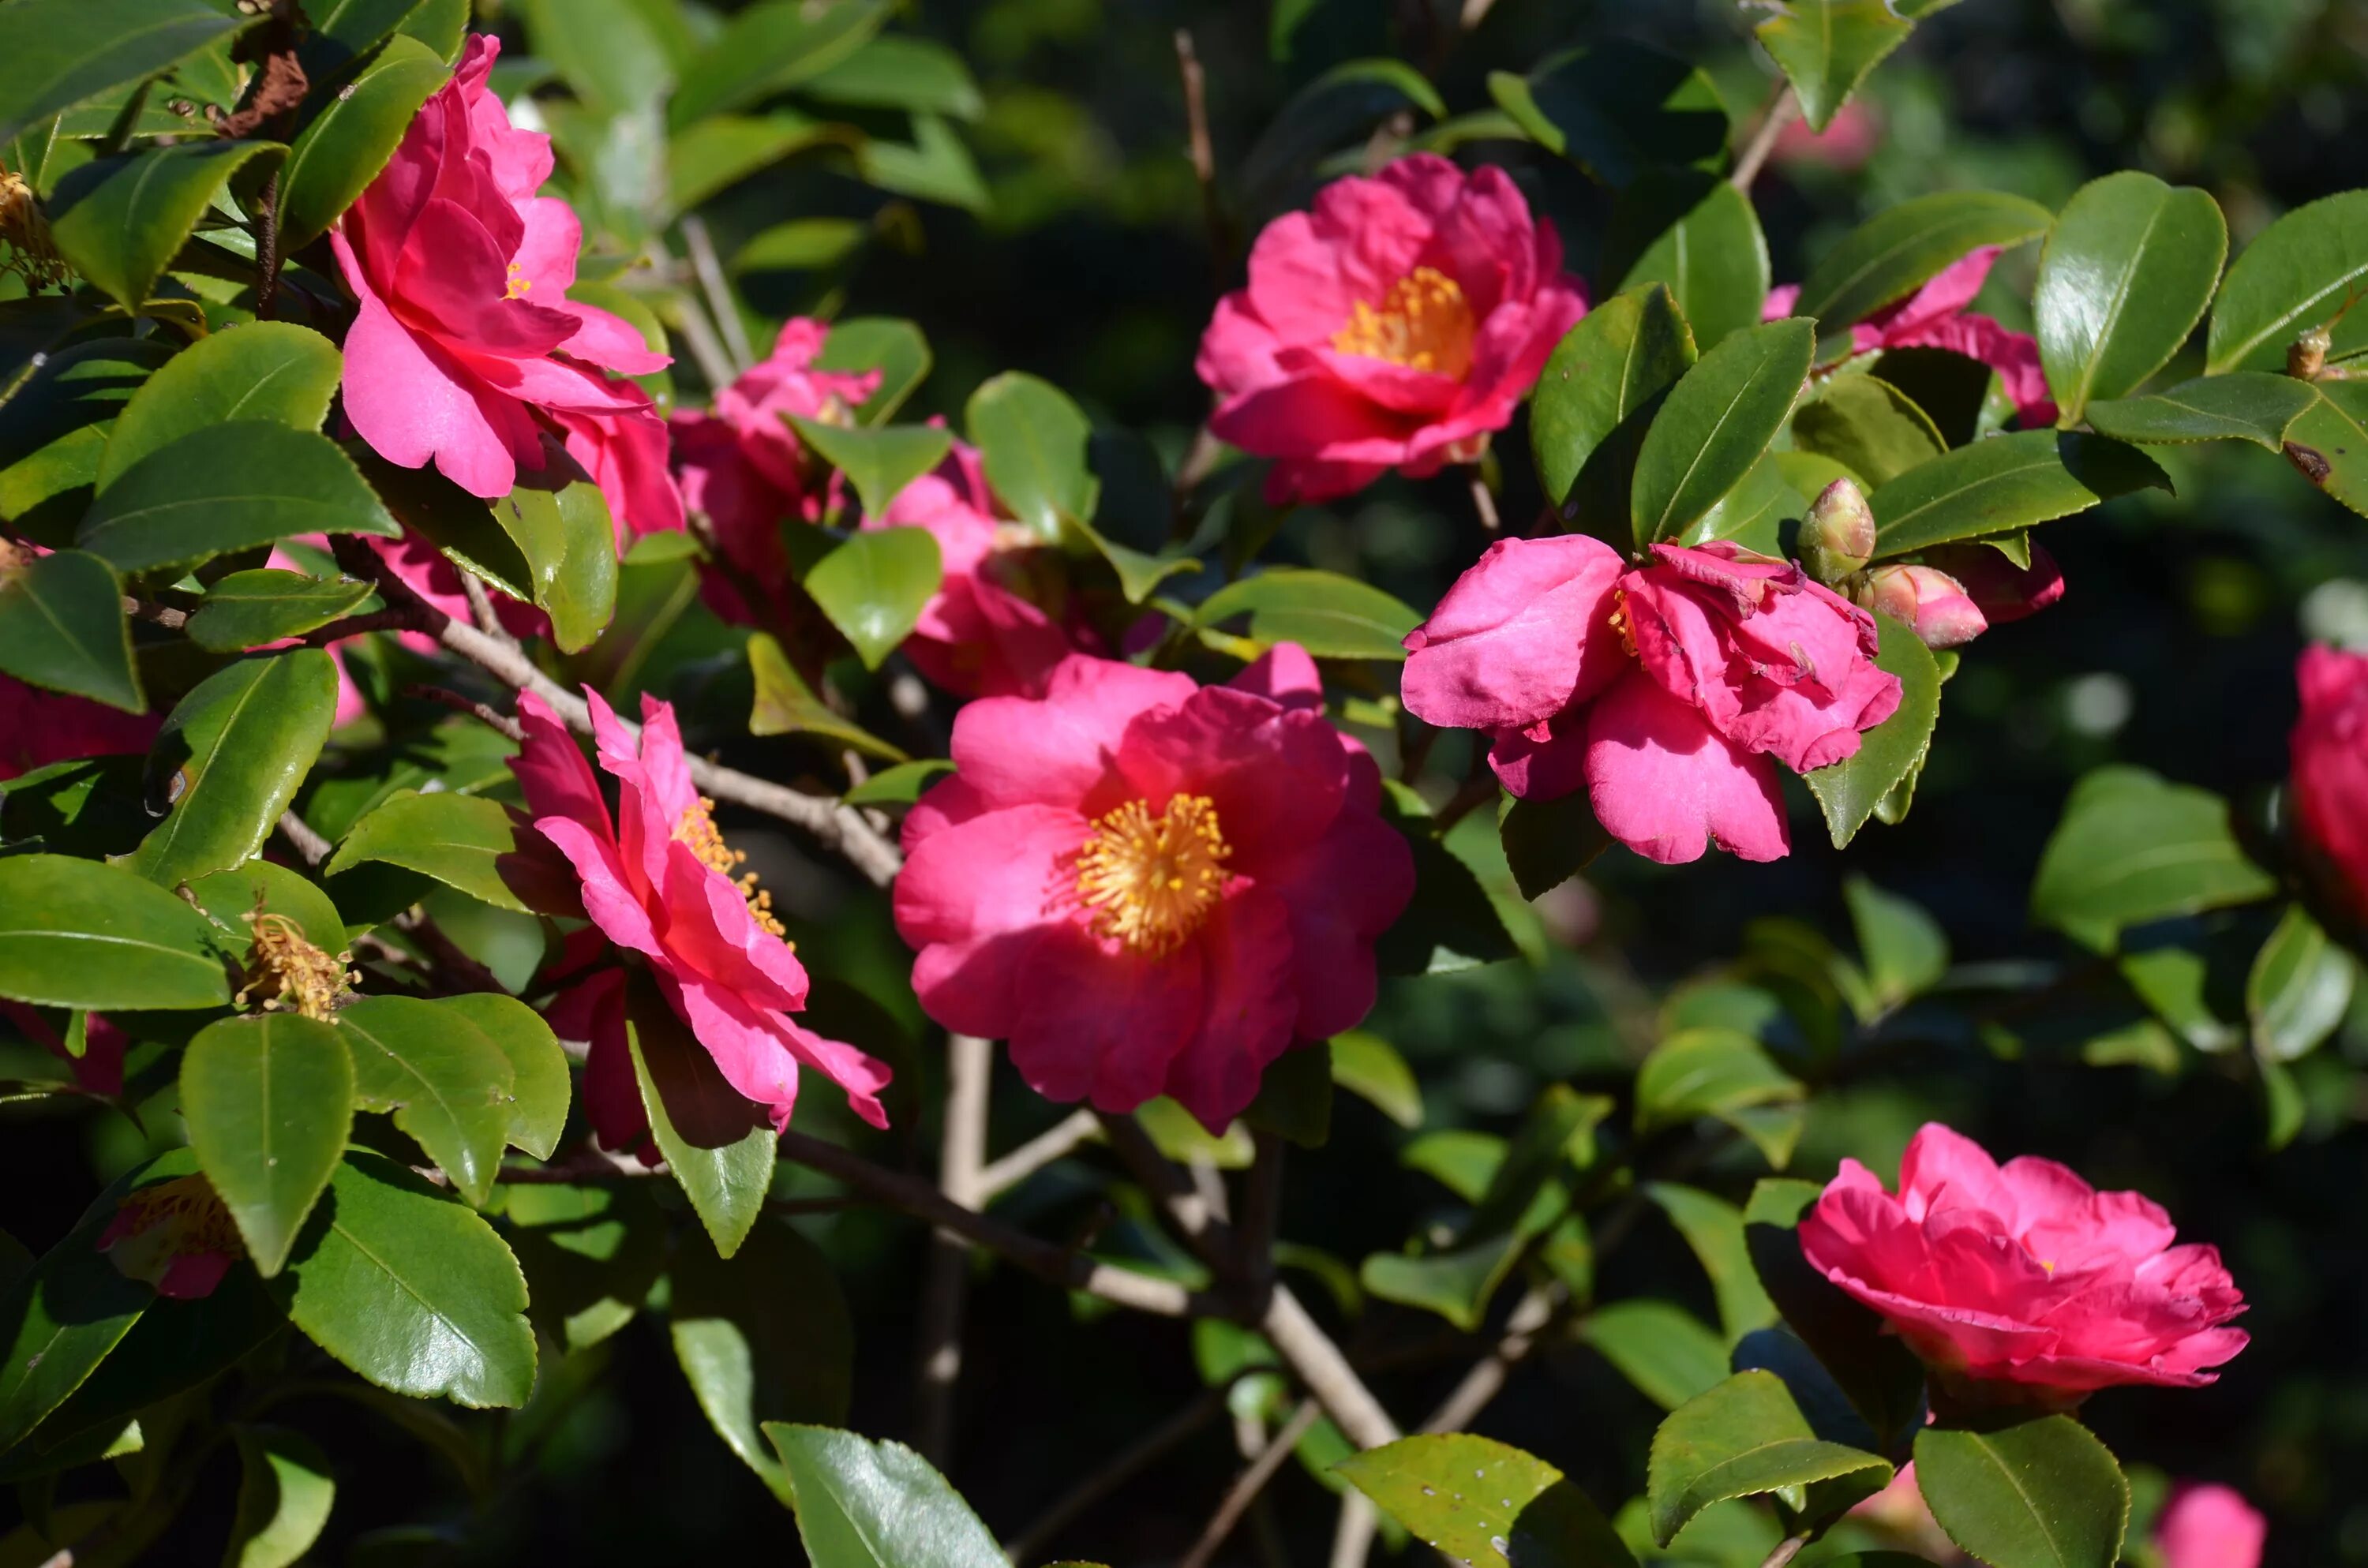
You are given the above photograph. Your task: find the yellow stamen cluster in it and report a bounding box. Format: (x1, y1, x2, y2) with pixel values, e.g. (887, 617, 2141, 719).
(235, 905, 357, 1021)
(504, 260, 532, 300)
(1331, 266, 1477, 378)
(1073, 795, 1232, 956)
(0, 167, 67, 293)
(677, 797, 787, 939)
(1607, 588, 1638, 658)
(117, 1173, 243, 1260)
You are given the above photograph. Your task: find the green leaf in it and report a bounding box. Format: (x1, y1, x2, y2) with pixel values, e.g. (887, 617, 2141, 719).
(786, 418, 950, 525)
(488, 447, 620, 655)
(854, 113, 988, 215)
(1604, 174, 1770, 352)
(1791, 376, 1946, 489)
(1913, 1418, 2128, 1568)
(746, 633, 909, 762)
(1328, 1030, 1422, 1129)
(1243, 1042, 1333, 1148)
(1338, 1433, 1639, 1568)
(0, 1161, 159, 1453)
(336, 994, 515, 1209)
(2206, 189, 2368, 374)
(2119, 942, 2241, 1054)
(812, 317, 932, 425)
(185, 570, 373, 653)
(1843, 876, 1948, 1008)
(1648, 1371, 1891, 1546)
(800, 35, 984, 119)
(1533, 285, 1697, 546)
(1645, 1184, 1777, 1343)
(186, 856, 345, 960)
(504, 1181, 665, 1352)
(439, 994, 570, 1162)
(1577, 1300, 1729, 1411)
(736, 217, 867, 275)
(1066, 514, 1196, 605)
(763, 1424, 1006, 1568)
(1635, 1028, 1804, 1134)
(1239, 58, 1443, 207)
(672, 1220, 855, 1503)
(2273, 382, 2368, 518)
(1192, 568, 1421, 661)
(668, 0, 890, 128)
(301, 0, 443, 75)
(841, 758, 952, 806)
(1794, 192, 2055, 332)
(1868, 430, 2170, 557)
(1497, 790, 1612, 900)
(2084, 372, 2319, 450)
(182, 1013, 354, 1276)
(1376, 805, 1523, 976)
(800, 526, 943, 671)
(48, 140, 282, 311)
(1804, 613, 1941, 849)
(661, 109, 831, 219)
(279, 1151, 536, 1409)
(395, 0, 468, 61)
(0, 852, 231, 1009)
(1631, 318, 1815, 545)
(627, 975, 774, 1260)
(97, 323, 343, 488)
(2030, 766, 2278, 951)
(324, 790, 533, 914)
(1743, 1180, 1929, 1455)
(1752, 0, 1913, 133)
(226, 1426, 336, 1568)
(1486, 42, 1729, 188)
(2246, 903, 2355, 1063)
(2033, 174, 2227, 423)
(0, 0, 245, 147)
(965, 371, 1098, 541)
(519, 0, 688, 112)
(0, 548, 139, 713)
(124, 649, 339, 889)
(0, 337, 176, 545)
(78, 424, 400, 574)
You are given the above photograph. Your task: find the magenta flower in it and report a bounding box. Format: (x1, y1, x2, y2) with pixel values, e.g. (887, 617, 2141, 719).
(1921, 541, 2066, 625)
(332, 36, 681, 536)
(1400, 536, 1901, 864)
(894, 649, 1414, 1131)
(1767, 246, 2055, 426)
(1196, 153, 1587, 503)
(511, 690, 893, 1148)
(1800, 1124, 2248, 1402)
(2291, 645, 2368, 920)
(0, 672, 157, 781)
(2156, 1483, 2267, 1568)
(100, 1173, 240, 1300)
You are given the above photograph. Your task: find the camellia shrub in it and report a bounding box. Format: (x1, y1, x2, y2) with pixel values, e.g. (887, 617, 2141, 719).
(1, 0, 2362, 1563)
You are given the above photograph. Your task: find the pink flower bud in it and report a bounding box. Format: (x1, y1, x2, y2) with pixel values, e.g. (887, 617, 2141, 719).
(1798, 477, 1875, 582)
(1864, 564, 1988, 649)
(1923, 541, 2066, 624)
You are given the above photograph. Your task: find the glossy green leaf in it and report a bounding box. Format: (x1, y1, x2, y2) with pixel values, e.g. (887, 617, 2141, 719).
(1791, 376, 1946, 489)
(1632, 318, 1814, 545)
(1328, 1030, 1422, 1129)
(185, 570, 373, 653)
(1868, 431, 2170, 557)
(279, 1151, 535, 1409)
(2206, 189, 2368, 374)
(1914, 1418, 2127, 1568)
(1843, 875, 1949, 1007)
(227, 1426, 336, 1568)
(812, 317, 932, 425)
(0, 548, 138, 713)
(1604, 174, 1770, 352)
(1635, 1028, 1804, 1133)
(763, 1424, 1006, 1568)
(182, 1013, 355, 1275)
(2035, 174, 2226, 422)
(668, 0, 890, 128)
(1648, 1371, 1891, 1545)
(124, 649, 339, 889)
(1497, 790, 1613, 901)
(1193, 568, 1421, 661)
(1239, 58, 1444, 206)
(1683, 452, 1797, 552)
(79, 424, 401, 574)
(337, 994, 516, 1210)
(2275, 381, 2368, 518)
(841, 758, 952, 806)
(745, 633, 909, 761)
(0, 0, 245, 147)
(1805, 614, 1942, 848)
(2084, 373, 2318, 450)
(2246, 903, 2355, 1063)
(1646, 1184, 1777, 1342)
(2031, 766, 2278, 950)
(298, 0, 434, 73)
(801, 35, 984, 119)
(438, 994, 571, 1161)
(324, 790, 534, 914)
(186, 857, 346, 957)
(661, 110, 831, 219)
(0, 1162, 158, 1453)
(672, 1220, 855, 1503)
(395, 0, 468, 60)
(1486, 43, 1729, 188)
(504, 1182, 666, 1353)
(1339, 1433, 1639, 1568)
(1577, 1300, 1730, 1411)
(1066, 514, 1196, 604)
(1743, 1181, 1929, 1454)
(520, 0, 688, 111)
(1753, 0, 1913, 133)
(97, 323, 343, 488)
(854, 113, 988, 214)
(965, 371, 1099, 541)
(628, 975, 774, 1260)
(47, 140, 282, 311)
(1533, 286, 1697, 545)
(1794, 191, 2055, 332)
(0, 336, 176, 544)
(800, 526, 942, 670)
(2119, 943, 2242, 1054)
(736, 217, 867, 275)
(488, 445, 620, 654)
(0, 852, 232, 1009)
(788, 419, 950, 526)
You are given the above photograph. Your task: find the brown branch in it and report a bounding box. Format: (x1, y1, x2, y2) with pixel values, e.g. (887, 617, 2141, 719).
(125, 597, 188, 631)
(916, 1031, 994, 1463)
(976, 1108, 1099, 1201)
(1418, 1282, 1565, 1435)
(1177, 1400, 1325, 1568)
(1729, 81, 1800, 193)
(298, 608, 411, 647)
(1001, 1384, 1235, 1563)
(1175, 29, 1228, 268)
(275, 810, 332, 870)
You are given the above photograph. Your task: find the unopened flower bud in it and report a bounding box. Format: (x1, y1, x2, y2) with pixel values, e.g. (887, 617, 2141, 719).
(2290, 325, 2332, 381)
(1863, 563, 1988, 649)
(1798, 477, 1875, 583)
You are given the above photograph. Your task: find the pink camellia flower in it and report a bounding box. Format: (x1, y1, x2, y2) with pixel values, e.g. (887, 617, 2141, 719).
(1799, 1123, 2248, 1402)
(509, 690, 893, 1147)
(1196, 153, 1588, 504)
(1923, 541, 2066, 626)
(2155, 1482, 2267, 1568)
(894, 648, 1414, 1131)
(1399, 536, 1901, 864)
(1772, 99, 1883, 173)
(1767, 246, 2055, 426)
(0, 673, 157, 780)
(99, 1172, 241, 1300)
(333, 36, 682, 537)
(2291, 645, 2368, 919)
(1, 1002, 126, 1096)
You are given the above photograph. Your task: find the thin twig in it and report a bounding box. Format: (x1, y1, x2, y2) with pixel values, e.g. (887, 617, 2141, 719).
(1470, 469, 1501, 532)
(1432, 766, 1501, 835)
(1729, 81, 1800, 193)
(680, 214, 755, 373)
(1175, 29, 1227, 267)
(459, 572, 513, 646)
(1329, 1497, 1381, 1568)
(298, 608, 411, 647)
(1459, 0, 1501, 29)
(1240, 1130, 1283, 1284)
(1758, 1532, 1812, 1568)
(916, 1032, 994, 1463)
(1001, 1385, 1235, 1564)
(275, 810, 333, 870)
(1177, 1400, 1325, 1568)
(1419, 1282, 1565, 1434)
(976, 1109, 1099, 1201)
(125, 597, 188, 630)
(669, 286, 740, 392)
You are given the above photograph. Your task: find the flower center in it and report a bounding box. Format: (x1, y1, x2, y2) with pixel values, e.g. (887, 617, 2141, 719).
(677, 796, 787, 940)
(115, 1174, 242, 1261)
(236, 905, 355, 1021)
(1073, 795, 1232, 955)
(1331, 266, 1476, 377)
(1607, 587, 1639, 658)
(504, 260, 532, 300)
